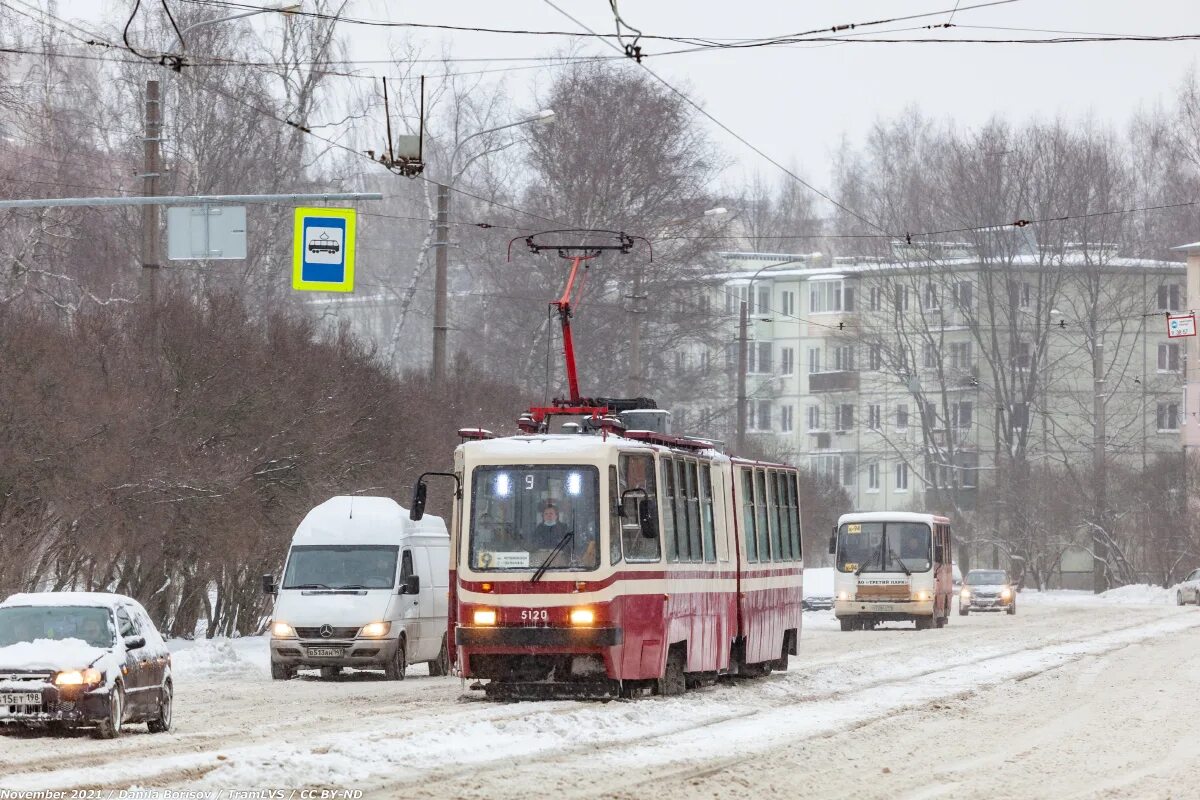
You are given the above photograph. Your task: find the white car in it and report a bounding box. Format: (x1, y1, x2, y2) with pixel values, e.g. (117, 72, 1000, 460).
(1176, 569, 1200, 606)
(0, 592, 172, 738)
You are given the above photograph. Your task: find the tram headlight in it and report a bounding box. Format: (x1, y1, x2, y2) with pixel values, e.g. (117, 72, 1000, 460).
(569, 607, 595, 626)
(473, 608, 497, 626)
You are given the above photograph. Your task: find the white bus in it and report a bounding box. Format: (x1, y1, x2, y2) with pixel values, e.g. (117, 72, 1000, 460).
(829, 511, 954, 631)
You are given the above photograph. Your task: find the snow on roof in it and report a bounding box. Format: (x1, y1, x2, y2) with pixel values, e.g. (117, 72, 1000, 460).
(463, 434, 651, 460)
(292, 496, 447, 546)
(1, 591, 138, 610)
(838, 511, 950, 524)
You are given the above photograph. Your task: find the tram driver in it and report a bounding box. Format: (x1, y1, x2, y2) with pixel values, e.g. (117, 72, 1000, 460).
(531, 500, 571, 550)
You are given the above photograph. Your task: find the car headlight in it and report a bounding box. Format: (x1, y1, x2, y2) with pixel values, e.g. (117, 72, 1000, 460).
(1000, 587, 1012, 600)
(960, 588, 971, 599)
(359, 621, 390, 638)
(271, 621, 296, 639)
(473, 609, 497, 626)
(54, 668, 102, 687)
(569, 607, 595, 626)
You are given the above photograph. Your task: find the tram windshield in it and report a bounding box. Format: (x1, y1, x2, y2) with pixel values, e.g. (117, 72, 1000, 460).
(837, 521, 932, 573)
(469, 465, 601, 572)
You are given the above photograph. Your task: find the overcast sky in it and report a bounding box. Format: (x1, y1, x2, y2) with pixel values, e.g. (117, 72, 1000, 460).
(65, 0, 1200, 191)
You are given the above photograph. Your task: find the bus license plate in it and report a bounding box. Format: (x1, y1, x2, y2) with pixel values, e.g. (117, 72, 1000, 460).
(0, 692, 41, 706)
(306, 647, 344, 658)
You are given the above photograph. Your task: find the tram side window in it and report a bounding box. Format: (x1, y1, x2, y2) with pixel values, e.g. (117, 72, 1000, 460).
(619, 453, 660, 562)
(608, 466, 623, 566)
(789, 472, 803, 561)
(699, 464, 716, 563)
(754, 469, 771, 561)
(741, 468, 758, 562)
(673, 459, 693, 562)
(662, 457, 679, 561)
(772, 471, 790, 561)
(768, 469, 785, 561)
(685, 461, 703, 563)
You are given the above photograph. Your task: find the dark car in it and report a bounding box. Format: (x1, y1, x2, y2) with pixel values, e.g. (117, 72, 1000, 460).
(959, 570, 1016, 615)
(0, 592, 172, 738)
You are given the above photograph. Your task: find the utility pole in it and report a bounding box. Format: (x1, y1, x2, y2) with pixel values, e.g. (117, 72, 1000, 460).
(735, 299, 748, 453)
(627, 269, 646, 396)
(1093, 334, 1108, 593)
(139, 79, 162, 302)
(431, 183, 450, 383)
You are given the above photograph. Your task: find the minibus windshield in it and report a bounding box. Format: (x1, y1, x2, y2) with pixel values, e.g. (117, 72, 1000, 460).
(282, 545, 399, 589)
(469, 465, 600, 572)
(837, 522, 932, 573)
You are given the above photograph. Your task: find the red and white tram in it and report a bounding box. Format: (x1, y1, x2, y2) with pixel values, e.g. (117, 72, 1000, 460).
(409, 230, 804, 698)
(412, 420, 803, 698)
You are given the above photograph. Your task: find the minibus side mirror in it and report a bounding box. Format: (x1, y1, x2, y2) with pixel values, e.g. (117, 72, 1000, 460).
(410, 480, 428, 521)
(400, 574, 420, 595)
(262, 574, 277, 595)
(124, 635, 146, 651)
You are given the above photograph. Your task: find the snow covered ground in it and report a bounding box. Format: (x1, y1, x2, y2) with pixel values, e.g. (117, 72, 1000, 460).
(2, 590, 1198, 798)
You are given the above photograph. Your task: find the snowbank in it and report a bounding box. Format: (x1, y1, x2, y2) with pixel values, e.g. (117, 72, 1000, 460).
(168, 636, 270, 679)
(803, 567, 835, 598)
(1021, 584, 1174, 606)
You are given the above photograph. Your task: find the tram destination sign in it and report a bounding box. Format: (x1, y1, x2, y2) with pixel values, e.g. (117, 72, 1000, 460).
(1167, 313, 1197, 338)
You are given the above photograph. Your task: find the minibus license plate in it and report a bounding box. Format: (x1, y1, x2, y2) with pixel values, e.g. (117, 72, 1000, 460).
(306, 647, 344, 658)
(0, 692, 40, 706)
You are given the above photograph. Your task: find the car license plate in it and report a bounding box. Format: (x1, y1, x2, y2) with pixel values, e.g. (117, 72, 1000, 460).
(0, 692, 41, 706)
(306, 647, 344, 658)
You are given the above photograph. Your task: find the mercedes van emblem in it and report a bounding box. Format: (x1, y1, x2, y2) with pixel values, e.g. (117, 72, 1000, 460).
(320, 624, 333, 638)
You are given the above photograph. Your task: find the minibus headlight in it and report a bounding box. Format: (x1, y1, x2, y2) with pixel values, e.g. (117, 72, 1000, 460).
(837, 591, 850, 601)
(913, 590, 931, 602)
(54, 667, 102, 687)
(569, 608, 595, 626)
(271, 621, 296, 639)
(359, 621, 390, 638)
(473, 609, 497, 626)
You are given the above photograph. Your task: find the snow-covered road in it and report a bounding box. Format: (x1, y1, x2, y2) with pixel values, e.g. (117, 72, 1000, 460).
(3, 593, 1198, 799)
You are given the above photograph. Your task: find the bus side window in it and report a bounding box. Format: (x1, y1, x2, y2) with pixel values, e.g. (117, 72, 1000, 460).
(741, 468, 758, 562)
(754, 469, 771, 562)
(661, 456, 679, 562)
(609, 466, 623, 566)
(620, 453, 660, 562)
(699, 464, 716, 563)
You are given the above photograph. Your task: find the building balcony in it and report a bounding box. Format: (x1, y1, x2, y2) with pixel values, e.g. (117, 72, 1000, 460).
(808, 370, 859, 393)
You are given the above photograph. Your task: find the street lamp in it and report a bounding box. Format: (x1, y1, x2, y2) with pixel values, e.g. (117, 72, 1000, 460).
(431, 109, 556, 383)
(170, 3, 302, 59)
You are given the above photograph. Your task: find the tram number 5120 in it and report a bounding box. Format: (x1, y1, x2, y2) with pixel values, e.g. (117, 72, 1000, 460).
(520, 609, 549, 623)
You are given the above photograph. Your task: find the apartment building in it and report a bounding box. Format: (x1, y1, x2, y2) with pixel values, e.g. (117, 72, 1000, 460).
(686, 246, 1187, 520)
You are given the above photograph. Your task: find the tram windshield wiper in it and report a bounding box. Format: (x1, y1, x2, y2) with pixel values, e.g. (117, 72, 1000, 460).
(530, 530, 574, 584)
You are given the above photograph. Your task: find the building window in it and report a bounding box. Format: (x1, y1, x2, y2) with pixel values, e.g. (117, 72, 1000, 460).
(869, 286, 882, 311)
(894, 286, 910, 313)
(924, 401, 939, 428)
(1015, 341, 1032, 371)
(869, 344, 882, 371)
(780, 347, 795, 375)
(807, 347, 822, 374)
(1157, 401, 1180, 432)
(1019, 282, 1032, 309)
(781, 405, 794, 433)
(949, 341, 973, 370)
(756, 400, 772, 431)
(895, 462, 909, 492)
(922, 343, 939, 368)
(952, 401, 973, 429)
(868, 404, 881, 430)
(806, 404, 822, 432)
(1158, 343, 1181, 373)
(834, 345, 855, 371)
(780, 290, 795, 317)
(1158, 284, 1183, 312)
(866, 462, 880, 492)
(1010, 402, 1030, 431)
(842, 455, 858, 488)
(749, 342, 772, 374)
(924, 283, 940, 310)
(810, 280, 852, 313)
(836, 404, 854, 432)
(757, 287, 770, 315)
(896, 404, 909, 431)
(953, 281, 974, 309)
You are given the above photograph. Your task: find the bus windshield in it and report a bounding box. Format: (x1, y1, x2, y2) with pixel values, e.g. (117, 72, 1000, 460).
(469, 465, 600, 572)
(837, 522, 932, 573)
